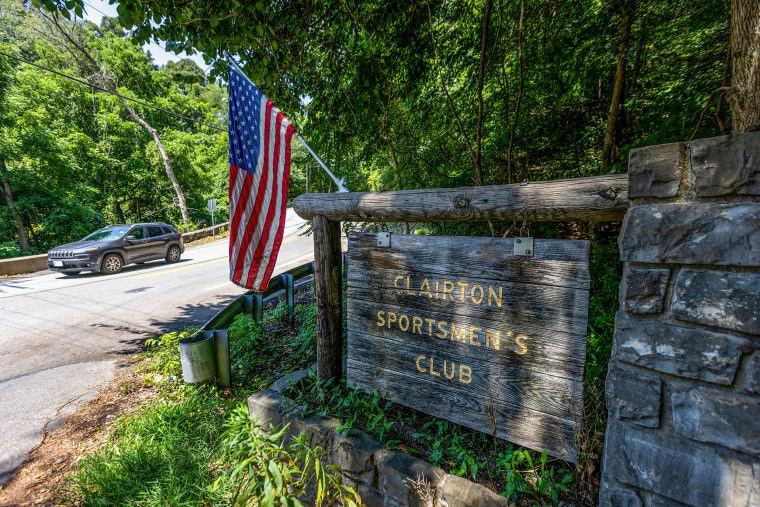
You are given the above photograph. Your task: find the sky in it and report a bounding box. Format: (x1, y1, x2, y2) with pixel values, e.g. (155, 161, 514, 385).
(80, 0, 209, 72)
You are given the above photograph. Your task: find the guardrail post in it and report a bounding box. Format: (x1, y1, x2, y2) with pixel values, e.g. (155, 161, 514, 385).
(252, 294, 264, 322)
(213, 329, 230, 387)
(313, 215, 343, 380)
(279, 273, 295, 321)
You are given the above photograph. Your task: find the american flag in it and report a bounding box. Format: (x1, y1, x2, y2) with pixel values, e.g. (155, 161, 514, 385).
(228, 64, 295, 291)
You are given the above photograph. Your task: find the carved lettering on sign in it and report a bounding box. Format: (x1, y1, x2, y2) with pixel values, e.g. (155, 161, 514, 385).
(346, 233, 590, 462)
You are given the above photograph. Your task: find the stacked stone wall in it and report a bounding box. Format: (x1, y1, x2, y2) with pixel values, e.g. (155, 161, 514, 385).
(249, 371, 510, 507)
(600, 132, 760, 506)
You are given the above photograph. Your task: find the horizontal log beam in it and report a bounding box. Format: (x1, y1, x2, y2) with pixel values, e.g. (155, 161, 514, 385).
(292, 174, 629, 223)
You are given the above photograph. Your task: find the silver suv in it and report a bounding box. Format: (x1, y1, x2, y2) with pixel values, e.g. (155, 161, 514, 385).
(47, 223, 185, 275)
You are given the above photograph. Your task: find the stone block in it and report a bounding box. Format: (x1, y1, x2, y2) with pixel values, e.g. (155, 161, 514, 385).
(332, 429, 384, 485)
(269, 367, 313, 394)
(672, 387, 760, 456)
(603, 421, 735, 506)
(598, 478, 643, 507)
(297, 413, 342, 452)
(628, 142, 684, 198)
(671, 269, 760, 336)
(358, 483, 395, 507)
(690, 132, 760, 197)
(614, 313, 748, 385)
(436, 474, 510, 507)
(247, 389, 297, 431)
(606, 363, 661, 427)
(743, 352, 760, 395)
(619, 203, 760, 266)
(650, 495, 689, 506)
(375, 449, 444, 506)
(621, 267, 670, 314)
(733, 460, 760, 507)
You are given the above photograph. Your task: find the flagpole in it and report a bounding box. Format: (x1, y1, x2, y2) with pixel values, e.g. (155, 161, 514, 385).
(294, 133, 349, 192)
(227, 58, 350, 193)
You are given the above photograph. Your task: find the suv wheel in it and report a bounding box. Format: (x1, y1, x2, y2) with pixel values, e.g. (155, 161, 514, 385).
(101, 254, 123, 274)
(165, 245, 181, 264)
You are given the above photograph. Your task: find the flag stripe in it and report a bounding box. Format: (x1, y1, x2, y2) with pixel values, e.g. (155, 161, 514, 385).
(227, 64, 295, 291)
(252, 114, 289, 287)
(260, 123, 295, 286)
(248, 111, 284, 287)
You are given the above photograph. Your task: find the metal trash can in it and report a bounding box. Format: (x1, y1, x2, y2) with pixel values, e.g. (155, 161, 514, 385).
(179, 332, 217, 383)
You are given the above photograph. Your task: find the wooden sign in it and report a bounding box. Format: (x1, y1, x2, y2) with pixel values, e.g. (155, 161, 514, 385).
(346, 232, 590, 462)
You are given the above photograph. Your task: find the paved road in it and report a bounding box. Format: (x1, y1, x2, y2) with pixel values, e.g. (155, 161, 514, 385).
(0, 209, 313, 485)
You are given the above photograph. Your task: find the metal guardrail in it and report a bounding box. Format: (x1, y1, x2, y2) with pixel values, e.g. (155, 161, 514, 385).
(183, 257, 346, 387)
(200, 259, 327, 332)
(199, 251, 349, 332)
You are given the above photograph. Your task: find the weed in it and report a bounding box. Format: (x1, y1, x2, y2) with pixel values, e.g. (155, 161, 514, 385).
(497, 448, 574, 504)
(223, 403, 361, 507)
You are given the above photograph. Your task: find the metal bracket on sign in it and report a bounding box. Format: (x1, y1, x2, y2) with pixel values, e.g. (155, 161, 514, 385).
(377, 232, 391, 248)
(514, 237, 534, 257)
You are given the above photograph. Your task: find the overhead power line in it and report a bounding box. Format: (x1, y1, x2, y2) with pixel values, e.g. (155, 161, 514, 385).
(0, 50, 226, 132)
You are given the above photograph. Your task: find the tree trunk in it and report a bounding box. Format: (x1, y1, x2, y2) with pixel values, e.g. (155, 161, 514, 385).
(116, 96, 190, 228)
(507, 0, 525, 184)
(601, 0, 634, 171)
(728, 0, 760, 132)
(474, 0, 493, 186)
(0, 159, 30, 252)
(313, 215, 343, 380)
(115, 200, 126, 224)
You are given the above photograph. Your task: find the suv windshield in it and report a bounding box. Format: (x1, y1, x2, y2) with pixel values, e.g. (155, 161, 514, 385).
(83, 227, 130, 241)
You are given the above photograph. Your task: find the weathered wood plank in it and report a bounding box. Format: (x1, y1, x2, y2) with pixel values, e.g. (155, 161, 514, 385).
(347, 267, 590, 336)
(347, 333, 583, 419)
(347, 359, 580, 462)
(293, 174, 628, 223)
(313, 215, 343, 380)
(345, 232, 589, 462)
(349, 233, 590, 289)
(347, 299, 586, 380)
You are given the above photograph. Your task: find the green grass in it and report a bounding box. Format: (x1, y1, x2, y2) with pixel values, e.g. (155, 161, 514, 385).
(63, 286, 357, 507)
(68, 384, 232, 506)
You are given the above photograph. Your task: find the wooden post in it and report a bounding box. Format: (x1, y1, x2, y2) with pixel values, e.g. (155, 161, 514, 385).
(313, 215, 343, 380)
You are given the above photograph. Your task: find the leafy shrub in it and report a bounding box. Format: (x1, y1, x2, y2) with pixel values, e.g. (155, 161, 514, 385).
(228, 313, 267, 379)
(223, 403, 361, 507)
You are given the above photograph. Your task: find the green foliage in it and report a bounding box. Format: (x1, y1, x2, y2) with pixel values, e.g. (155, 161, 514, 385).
(223, 404, 361, 507)
(142, 327, 193, 376)
(586, 239, 622, 389)
(69, 384, 230, 506)
(0, 3, 228, 252)
(498, 448, 574, 504)
(228, 313, 267, 382)
(287, 374, 580, 505)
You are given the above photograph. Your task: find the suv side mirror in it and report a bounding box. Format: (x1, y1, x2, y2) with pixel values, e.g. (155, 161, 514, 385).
(125, 235, 137, 242)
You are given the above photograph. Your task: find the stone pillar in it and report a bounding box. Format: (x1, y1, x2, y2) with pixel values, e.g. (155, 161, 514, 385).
(600, 133, 760, 507)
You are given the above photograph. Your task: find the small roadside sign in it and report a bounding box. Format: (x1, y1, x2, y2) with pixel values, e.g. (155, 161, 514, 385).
(207, 199, 217, 212)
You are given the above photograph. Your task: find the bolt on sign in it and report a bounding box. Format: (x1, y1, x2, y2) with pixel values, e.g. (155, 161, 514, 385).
(346, 232, 590, 462)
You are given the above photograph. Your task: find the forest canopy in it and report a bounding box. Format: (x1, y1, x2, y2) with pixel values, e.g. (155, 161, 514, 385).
(1, 0, 735, 256)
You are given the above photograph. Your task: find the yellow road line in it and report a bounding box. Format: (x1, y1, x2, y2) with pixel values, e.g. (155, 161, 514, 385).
(131, 234, 304, 279)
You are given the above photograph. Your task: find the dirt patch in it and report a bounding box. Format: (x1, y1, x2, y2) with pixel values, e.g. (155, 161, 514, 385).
(0, 358, 160, 506)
